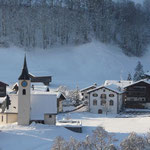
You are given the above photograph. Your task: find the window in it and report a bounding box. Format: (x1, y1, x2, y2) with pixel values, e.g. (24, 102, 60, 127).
(85, 96, 88, 99)
(49, 115, 52, 118)
(103, 89, 105, 92)
(22, 89, 26, 95)
(109, 100, 114, 106)
(93, 93, 98, 97)
(101, 100, 106, 105)
(93, 99, 97, 106)
(82, 93, 84, 96)
(109, 94, 114, 97)
(101, 94, 106, 99)
(1, 116, 3, 122)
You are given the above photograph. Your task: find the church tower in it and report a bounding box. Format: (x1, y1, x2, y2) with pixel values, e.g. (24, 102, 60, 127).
(18, 55, 31, 125)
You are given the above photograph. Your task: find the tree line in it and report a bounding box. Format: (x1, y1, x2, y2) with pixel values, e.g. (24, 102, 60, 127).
(0, 0, 150, 56)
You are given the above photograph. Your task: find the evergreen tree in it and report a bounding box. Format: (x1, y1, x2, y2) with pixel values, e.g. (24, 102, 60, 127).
(127, 73, 132, 81)
(133, 61, 144, 81)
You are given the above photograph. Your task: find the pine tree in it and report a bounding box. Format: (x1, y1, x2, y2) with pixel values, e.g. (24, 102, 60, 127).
(133, 61, 144, 81)
(127, 73, 132, 81)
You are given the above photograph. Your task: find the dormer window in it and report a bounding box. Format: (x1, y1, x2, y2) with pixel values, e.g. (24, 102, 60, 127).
(22, 89, 26, 95)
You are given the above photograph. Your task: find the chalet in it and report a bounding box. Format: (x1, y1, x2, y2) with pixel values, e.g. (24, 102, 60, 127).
(124, 80, 150, 109)
(87, 84, 123, 114)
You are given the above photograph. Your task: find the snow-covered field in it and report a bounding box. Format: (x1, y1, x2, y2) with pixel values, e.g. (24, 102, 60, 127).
(0, 112, 150, 150)
(0, 41, 150, 89)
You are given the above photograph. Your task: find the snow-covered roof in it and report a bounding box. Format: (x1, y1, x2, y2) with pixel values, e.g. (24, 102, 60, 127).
(31, 83, 62, 95)
(57, 119, 82, 127)
(87, 84, 123, 94)
(105, 84, 123, 94)
(104, 80, 133, 88)
(80, 84, 97, 92)
(124, 79, 150, 88)
(87, 80, 133, 94)
(31, 94, 57, 120)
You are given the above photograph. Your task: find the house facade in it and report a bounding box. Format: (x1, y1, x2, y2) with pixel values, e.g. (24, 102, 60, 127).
(87, 85, 123, 114)
(124, 80, 150, 109)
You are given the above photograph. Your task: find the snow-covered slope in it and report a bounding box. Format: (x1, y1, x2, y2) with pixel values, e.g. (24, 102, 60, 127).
(0, 42, 150, 89)
(113, 0, 144, 4)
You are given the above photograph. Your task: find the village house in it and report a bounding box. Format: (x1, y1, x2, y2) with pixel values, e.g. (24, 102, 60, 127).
(87, 84, 123, 114)
(124, 80, 150, 109)
(85, 80, 133, 114)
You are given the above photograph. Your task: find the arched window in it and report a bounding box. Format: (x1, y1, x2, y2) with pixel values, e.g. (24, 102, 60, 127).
(22, 89, 26, 95)
(93, 99, 97, 106)
(109, 100, 114, 106)
(101, 99, 106, 105)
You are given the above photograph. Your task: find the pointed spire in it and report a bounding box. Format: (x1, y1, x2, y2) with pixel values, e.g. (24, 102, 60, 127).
(18, 55, 30, 80)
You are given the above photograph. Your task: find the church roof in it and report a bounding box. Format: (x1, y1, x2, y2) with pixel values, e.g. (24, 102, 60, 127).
(18, 55, 30, 80)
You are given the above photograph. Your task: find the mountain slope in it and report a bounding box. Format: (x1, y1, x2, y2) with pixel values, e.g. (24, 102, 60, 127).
(0, 42, 149, 89)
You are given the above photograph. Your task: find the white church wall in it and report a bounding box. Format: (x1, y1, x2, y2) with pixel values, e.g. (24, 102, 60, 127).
(31, 94, 57, 120)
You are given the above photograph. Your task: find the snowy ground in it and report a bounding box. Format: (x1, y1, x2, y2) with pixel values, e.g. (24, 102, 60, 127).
(1, 112, 150, 150)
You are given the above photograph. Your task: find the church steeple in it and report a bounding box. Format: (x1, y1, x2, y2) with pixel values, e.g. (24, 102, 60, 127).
(18, 55, 30, 80)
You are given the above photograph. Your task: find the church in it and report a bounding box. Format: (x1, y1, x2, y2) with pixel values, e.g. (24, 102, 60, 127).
(0, 56, 57, 125)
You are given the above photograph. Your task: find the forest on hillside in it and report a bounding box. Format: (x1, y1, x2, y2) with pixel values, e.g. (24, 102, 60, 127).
(0, 0, 150, 56)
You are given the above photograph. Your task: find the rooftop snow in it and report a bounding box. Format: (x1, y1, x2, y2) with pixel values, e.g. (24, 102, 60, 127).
(124, 79, 150, 88)
(80, 84, 97, 92)
(104, 80, 133, 88)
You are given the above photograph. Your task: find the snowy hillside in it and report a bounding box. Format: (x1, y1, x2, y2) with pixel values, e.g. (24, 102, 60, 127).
(113, 0, 144, 4)
(0, 42, 150, 89)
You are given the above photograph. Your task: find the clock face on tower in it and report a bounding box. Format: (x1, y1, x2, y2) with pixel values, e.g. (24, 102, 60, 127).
(21, 81, 28, 87)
